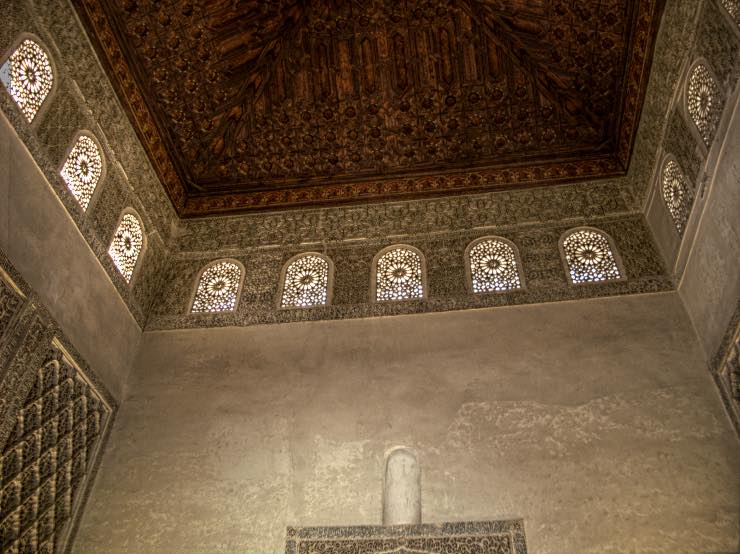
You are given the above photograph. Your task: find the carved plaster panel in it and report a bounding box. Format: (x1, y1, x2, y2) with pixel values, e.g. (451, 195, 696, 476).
(148, 215, 670, 330)
(0, 250, 116, 554)
(286, 520, 527, 554)
(711, 301, 740, 436)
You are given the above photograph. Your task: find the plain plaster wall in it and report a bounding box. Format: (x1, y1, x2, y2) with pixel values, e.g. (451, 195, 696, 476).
(678, 96, 740, 360)
(0, 111, 140, 400)
(75, 293, 739, 554)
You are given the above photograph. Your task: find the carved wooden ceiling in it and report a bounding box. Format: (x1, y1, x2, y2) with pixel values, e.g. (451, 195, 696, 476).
(73, 0, 665, 216)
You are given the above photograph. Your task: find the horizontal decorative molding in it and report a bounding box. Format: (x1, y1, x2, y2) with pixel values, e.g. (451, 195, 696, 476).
(286, 519, 528, 554)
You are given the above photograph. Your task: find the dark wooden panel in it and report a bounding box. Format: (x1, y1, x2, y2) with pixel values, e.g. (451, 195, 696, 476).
(72, 0, 664, 215)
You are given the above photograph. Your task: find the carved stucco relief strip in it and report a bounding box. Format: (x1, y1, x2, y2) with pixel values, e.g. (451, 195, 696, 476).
(286, 519, 528, 554)
(148, 215, 671, 330)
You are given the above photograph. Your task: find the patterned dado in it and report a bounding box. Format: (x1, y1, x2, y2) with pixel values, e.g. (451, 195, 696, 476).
(0, 252, 116, 554)
(286, 520, 527, 554)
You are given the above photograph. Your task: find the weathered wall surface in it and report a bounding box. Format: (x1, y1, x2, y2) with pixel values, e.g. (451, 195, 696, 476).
(0, 113, 140, 400)
(75, 293, 739, 554)
(679, 97, 740, 361)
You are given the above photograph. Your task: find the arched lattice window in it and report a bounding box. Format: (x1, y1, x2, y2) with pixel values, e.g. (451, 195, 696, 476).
(108, 212, 144, 283)
(467, 237, 523, 293)
(280, 254, 331, 308)
(661, 159, 693, 235)
(0, 38, 53, 122)
(687, 63, 723, 146)
(191, 260, 243, 313)
(373, 246, 425, 302)
(561, 228, 622, 284)
(60, 134, 103, 211)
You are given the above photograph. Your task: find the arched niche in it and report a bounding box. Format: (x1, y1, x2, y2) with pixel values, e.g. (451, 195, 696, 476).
(382, 447, 421, 525)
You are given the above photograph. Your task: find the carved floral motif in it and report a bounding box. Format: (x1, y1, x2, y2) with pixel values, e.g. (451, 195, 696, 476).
(0, 279, 24, 341)
(0, 254, 115, 554)
(286, 520, 528, 554)
(0, 349, 110, 553)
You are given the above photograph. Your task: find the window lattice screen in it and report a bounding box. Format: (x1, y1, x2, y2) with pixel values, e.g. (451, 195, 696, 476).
(687, 64, 723, 146)
(562, 229, 622, 284)
(1, 39, 53, 122)
(281, 255, 329, 308)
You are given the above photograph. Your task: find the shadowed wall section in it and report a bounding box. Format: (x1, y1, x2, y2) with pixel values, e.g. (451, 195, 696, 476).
(0, 112, 140, 400)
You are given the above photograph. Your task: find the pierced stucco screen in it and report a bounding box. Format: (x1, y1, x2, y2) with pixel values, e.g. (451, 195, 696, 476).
(562, 229, 622, 284)
(1, 39, 53, 122)
(687, 63, 723, 146)
(281, 255, 329, 308)
(191, 261, 242, 313)
(468, 238, 522, 293)
(719, 0, 739, 24)
(661, 160, 693, 235)
(108, 213, 143, 283)
(375, 247, 424, 301)
(60, 135, 103, 211)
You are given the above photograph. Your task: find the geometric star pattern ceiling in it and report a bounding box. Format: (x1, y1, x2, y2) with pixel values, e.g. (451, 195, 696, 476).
(73, 0, 665, 216)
